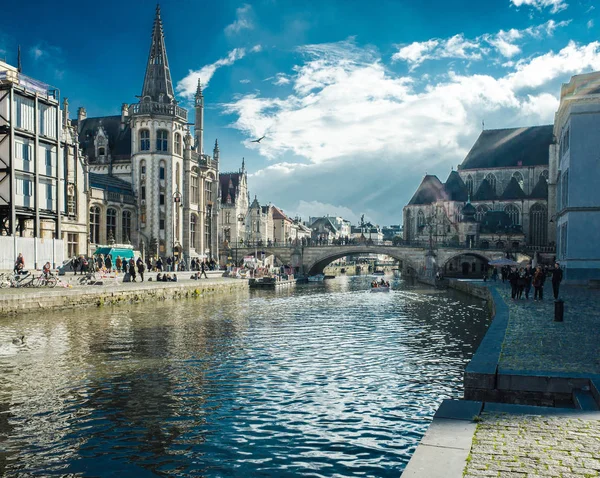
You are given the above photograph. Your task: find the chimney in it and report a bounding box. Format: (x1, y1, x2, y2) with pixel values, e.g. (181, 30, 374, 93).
(62, 97, 69, 128)
(121, 103, 128, 131)
(76, 107, 86, 133)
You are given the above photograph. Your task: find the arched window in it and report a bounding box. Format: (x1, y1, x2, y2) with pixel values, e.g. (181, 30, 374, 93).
(465, 175, 474, 197)
(475, 205, 489, 222)
(175, 133, 181, 155)
(485, 173, 497, 194)
(504, 204, 520, 225)
(159, 161, 166, 181)
(480, 240, 489, 249)
(90, 206, 100, 244)
(157, 130, 168, 152)
(512, 171, 524, 190)
(529, 203, 548, 246)
(98, 147, 105, 156)
(106, 208, 117, 242)
(417, 210, 425, 229)
(139, 130, 150, 151)
(190, 215, 197, 249)
(122, 210, 132, 243)
(496, 241, 505, 249)
(205, 179, 213, 205)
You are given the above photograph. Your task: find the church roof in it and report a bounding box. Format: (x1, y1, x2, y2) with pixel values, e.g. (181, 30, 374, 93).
(500, 177, 527, 200)
(89, 173, 134, 196)
(219, 172, 241, 205)
(310, 217, 338, 233)
(530, 176, 549, 199)
(444, 170, 468, 202)
(459, 126, 553, 170)
(73, 116, 132, 162)
(408, 175, 448, 205)
(473, 178, 497, 201)
(141, 5, 175, 103)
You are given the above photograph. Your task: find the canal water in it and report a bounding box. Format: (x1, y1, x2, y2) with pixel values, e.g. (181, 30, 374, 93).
(0, 276, 490, 477)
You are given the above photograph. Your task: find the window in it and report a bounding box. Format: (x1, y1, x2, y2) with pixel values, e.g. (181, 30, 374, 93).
(465, 175, 474, 197)
(176, 163, 180, 191)
(45, 147, 53, 176)
(191, 175, 199, 204)
(122, 210, 132, 243)
(67, 233, 78, 258)
(561, 127, 570, 157)
(160, 218, 165, 230)
(512, 171, 524, 190)
(43, 181, 54, 210)
(175, 133, 181, 155)
(529, 203, 547, 246)
(159, 163, 166, 181)
(16, 177, 33, 207)
(504, 204, 520, 225)
(39, 104, 57, 138)
(98, 147, 105, 156)
(67, 183, 76, 216)
(417, 210, 425, 229)
(15, 139, 32, 172)
(226, 211, 231, 224)
(141, 185, 146, 201)
(157, 130, 168, 151)
(205, 179, 213, 205)
(561, 170, 569, 209)
(485, 173, 497, 194)
(15, 95, 34, 131)
(90, 206, 101, 244)
(190, 215, 197, 248)
(205, 205, 212, 251)
(141, 163, 146, 175)
(140, 130, 150, 151)
(160, 193, 165, 206)
(106, 208, 117, 242)
(475, 205, 489, 222)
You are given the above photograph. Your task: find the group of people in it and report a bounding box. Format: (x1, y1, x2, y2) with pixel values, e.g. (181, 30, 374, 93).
(371, 278, 390, 288)
(156, 273, 178, 282)
(498, 262, 564, 301)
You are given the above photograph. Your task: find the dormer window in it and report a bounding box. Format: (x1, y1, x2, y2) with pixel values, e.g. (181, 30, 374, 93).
(140, 130, 150, 151)
(98, 147, 105, 156)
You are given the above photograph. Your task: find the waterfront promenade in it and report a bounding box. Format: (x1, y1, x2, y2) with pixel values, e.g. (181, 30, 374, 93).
(406, 281, 600, 477)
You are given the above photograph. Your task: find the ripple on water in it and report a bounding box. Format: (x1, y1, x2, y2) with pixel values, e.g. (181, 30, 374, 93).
(0, 276, 490, 477)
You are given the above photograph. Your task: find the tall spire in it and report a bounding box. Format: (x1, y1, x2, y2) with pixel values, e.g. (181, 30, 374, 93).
(195, 78, 203, 103)
(241, 157, 245, 172)
(141, 4, 175, 103)
(17, 45, 22, 73)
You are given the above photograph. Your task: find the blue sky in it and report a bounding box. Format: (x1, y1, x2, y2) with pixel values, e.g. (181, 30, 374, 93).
(0, 0, 599, 225)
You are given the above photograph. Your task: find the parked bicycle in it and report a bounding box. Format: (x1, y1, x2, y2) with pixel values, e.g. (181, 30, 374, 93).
(0, 270, 34, 288)
(31, 271, 59, 288)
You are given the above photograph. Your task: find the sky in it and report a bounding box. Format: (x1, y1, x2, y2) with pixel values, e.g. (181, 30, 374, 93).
(1, 0, 599, 226)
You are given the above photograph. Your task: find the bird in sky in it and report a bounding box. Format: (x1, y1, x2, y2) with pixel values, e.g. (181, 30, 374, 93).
(251, 135, 265, 143)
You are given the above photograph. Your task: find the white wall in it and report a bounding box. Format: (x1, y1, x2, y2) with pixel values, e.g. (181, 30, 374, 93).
(0, 236, 64, 270)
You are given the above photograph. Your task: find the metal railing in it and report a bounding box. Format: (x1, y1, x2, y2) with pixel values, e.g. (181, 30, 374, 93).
(129, 101, 188, 121)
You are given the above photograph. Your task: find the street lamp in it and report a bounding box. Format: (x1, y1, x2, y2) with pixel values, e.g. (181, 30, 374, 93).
(173, 189, 182, 260)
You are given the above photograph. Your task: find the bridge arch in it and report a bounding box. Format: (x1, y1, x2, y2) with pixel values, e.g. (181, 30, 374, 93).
(305, 246, 422, 276)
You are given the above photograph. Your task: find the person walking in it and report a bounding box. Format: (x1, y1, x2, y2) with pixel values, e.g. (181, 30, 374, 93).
(79, 255, 87, 275)
(116, 256, 122, 272)
(128, 258, 137, 282)
(167, 256, 172, 272)
(533, 266, 544, 300)
(200, 260, 208, 279)
(551, 262, 563, 300)
(137, 257, 145, 282)
(524, 264, 533, 300)
(156, 257, 163, 272)
(105, 254, 112, 273)
(508, 267, 519, 300)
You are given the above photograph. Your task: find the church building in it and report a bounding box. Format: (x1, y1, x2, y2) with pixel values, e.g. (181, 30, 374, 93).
(74, 6, 219, 261)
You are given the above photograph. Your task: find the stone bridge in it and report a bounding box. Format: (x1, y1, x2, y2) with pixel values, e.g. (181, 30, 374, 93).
(226, 244, 513, 275)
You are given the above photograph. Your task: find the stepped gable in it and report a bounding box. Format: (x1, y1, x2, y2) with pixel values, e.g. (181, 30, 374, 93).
(89, 172, 133, 195)
(530, 176, 549, 199)
(473, 178, 497, 201)
(408, 175, 448, 205)
(459, 126, 553, 170)
(219, 172, 241, 205)
(444, 170, 468, 202)
(73, 116, 132, 162)
(500, 177, 527, 200)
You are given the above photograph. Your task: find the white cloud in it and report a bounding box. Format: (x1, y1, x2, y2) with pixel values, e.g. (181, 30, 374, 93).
(176, 46, 261, 98)
(510, 0, 568, 14)
(240, 79, 251, 84)
(392, 20, 569, 68)
(588, 20, 595, 29)
(225, 4, 254, 36)
(224, 38, 600, 223)
(273, 73, 291, 85)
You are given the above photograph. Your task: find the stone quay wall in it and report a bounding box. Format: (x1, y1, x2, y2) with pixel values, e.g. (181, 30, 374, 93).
(0, 279, 249, 316)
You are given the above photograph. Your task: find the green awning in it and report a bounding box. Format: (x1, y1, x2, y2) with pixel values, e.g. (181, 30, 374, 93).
(93, 247, 135, 260)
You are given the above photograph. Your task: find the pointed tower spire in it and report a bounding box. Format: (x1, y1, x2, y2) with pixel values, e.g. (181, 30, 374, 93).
(17, 45, 22, 73)
(241, 157, 245, 172)
(195, 78, 203, 102)
(213, 138, 219, 162)
(194, 78, 204, 153)
(141, 4, 174, 103)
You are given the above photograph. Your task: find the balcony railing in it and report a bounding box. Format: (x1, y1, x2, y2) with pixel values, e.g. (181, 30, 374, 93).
(129, 101, 188, 121)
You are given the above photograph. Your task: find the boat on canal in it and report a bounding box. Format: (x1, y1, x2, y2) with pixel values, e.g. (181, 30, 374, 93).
(370, 285, 390, 293)
(308, 274, 325, 282)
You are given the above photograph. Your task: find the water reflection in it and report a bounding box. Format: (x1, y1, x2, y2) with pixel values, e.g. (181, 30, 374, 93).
(0, 276, 489, 477)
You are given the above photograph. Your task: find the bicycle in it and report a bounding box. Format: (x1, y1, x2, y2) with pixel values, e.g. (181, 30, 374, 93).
(77, 270, 98, 285)
(31, 271, 58, 288)
(0, 271, 34, 288)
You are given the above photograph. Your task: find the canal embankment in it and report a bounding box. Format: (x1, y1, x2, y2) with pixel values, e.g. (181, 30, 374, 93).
(0, 276, 248, 316)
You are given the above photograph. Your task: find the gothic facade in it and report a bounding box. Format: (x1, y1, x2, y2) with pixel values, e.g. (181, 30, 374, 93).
(403, 126, 553, 250)
(75, 6, 219, 260)
(218, 159, 249, 248)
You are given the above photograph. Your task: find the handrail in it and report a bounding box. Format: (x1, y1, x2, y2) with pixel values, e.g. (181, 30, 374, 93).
(128, 102, 188, 121)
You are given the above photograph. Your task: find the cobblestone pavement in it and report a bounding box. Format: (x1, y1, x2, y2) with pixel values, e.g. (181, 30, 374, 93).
(492, 282, 600, 375)
(463, 412, 600, 478)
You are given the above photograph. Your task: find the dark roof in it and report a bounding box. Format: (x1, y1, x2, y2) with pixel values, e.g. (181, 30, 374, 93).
(89, 173, 134, 195)
(473, 178, 497, 201)
(444, 170, 468, 202)
(310, 217, 338, 233)
(220, 173, 242, 205)
(459, 126, 553, 170)
(250, 197, 260, 209)
(74, 116, 132, 162)
(530, 176, 548, 199)
(500, 177, 526, 200)
(408, 175, 448, 205)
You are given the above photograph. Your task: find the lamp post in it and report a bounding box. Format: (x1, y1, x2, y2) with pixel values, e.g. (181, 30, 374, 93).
(173, 189, 182, 260)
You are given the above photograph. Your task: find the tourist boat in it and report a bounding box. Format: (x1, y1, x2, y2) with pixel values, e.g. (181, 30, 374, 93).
(308, 274, 325, 282)
(370, 286, 390, 293)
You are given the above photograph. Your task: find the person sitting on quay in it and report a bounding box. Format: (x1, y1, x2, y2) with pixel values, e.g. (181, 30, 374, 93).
(171, 274, 178, 282)
(157, 273, 163, 282)
(162, 274, 170, 282)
